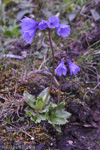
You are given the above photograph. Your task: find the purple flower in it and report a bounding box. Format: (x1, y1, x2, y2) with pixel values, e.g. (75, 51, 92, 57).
(48, 16, 59, 29)
(57, 24, 70, 37)
(20, 17, 39, 44)
(67, 60, 80, 75)
(38, 20, 48, 30)
(55, 60, 67, 76)
(20, 17, 39, 30)
(21, 28, 37, 44)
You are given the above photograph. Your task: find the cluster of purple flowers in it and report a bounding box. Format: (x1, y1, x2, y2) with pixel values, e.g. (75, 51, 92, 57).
(20, 16, 80, 76)
(20, 16, 70, 44)
(55, 60, 80, 76)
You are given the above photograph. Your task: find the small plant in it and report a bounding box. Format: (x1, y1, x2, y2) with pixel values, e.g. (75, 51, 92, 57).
(21, 15, 80, 131)
(24, 88, 71, 132)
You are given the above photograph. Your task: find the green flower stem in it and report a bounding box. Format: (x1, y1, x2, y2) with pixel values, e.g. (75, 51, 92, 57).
(55, 75, 62, 112)
(41, 29, 55, 109)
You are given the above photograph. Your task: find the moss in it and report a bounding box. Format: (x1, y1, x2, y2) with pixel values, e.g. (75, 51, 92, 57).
(95, 140, 100, 145)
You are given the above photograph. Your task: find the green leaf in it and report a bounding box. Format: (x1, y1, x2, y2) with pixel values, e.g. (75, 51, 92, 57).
(63, 0, 74, 11)
(34, 51, 43, 59)
(42, 10, 52, 18)
(17, 1, 32, 9)
(47, 102, 71, 125)
(4, 26, 21, 38)
(31, 115, 38, 122)
(38, 87, 50, 104)
(35, 113, 47, 123)
(25, 106, 36, 116)
(68, 12, 77, 21)
(90, 9, 100, 21)
(25, 106, 38, 122)
(56, 103, 71, 119)
(11, 26, 21, 37)
(16, 9, 32, 21)
(23, 91, 36, 109)
(53, 125, 61, 132)
(4, 30, 12, 37)
(48, 113, 67, 125)
(35, 97, 44, 111)
(26, 106, 47, 123)
(24, 88, 50, 111)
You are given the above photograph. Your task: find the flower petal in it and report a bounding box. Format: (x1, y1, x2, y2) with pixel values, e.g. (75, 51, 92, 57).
(38, 20, 48, 30)
(55, 60, 67, 76)
(57, 24, 70, 37)
(48, 16, 59, 29)
(20, 17, 38, 44)
(67, 60, 80, 75)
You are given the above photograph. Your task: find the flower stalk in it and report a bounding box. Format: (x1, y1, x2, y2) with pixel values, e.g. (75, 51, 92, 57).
(55, 75, 62, 112)
(41, 28, 55, 109)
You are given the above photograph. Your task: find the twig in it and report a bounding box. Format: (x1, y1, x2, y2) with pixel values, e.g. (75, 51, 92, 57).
(1, 54, 25, 59)
(83, 82, 100, 100)
(0, 95, 8, 101)
(7, 123, 34, 139)
(38, 55, 46, 70)
(93, 82, 100, 90)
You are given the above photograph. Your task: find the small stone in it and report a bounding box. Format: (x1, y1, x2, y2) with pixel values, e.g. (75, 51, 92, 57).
(31, 137, 34, 141)
(50, 143, 53, 146)
(67, 140, 73, 145)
